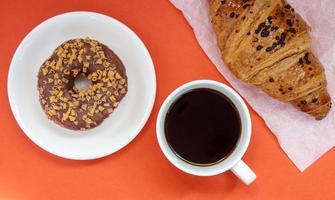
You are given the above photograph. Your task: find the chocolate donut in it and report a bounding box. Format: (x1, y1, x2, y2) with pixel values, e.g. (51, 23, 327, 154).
(37, 38, 128, 130)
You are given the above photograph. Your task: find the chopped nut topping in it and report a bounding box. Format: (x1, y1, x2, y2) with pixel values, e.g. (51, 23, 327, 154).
(72, 69, 80, 76)
(62, 103, 68, 109)
(83, 62, 90, 68)
(115, 73, 122, 79)
(56, 47, 64, 56)
(63, 69, 70, 75)
(81, 104, 88, 110)
(48, 109, 57, 116)
(96, 93, 103, 99)
(120, 88, 126, 94)
(97, 50, 106, 59)
(42, 68, 48, 76)
(110, 95, 116, 102)
(56, 58, 63, 69)
(73, 101, 79, 107)
(89, 103, 97, 115)
(84, 116, 94, 124)
(38, 38, 128, 130)
(96, 59, 103, 64)
(98, 106, 105, 112)
(57, 91, 63, 98)
(69, 116, 76, 121)
(103, 61, 110, 68)
(108, 71, 115, 78)
(62, 78, 69, 83)
(78, 55, 83, 63)
(101, 87, 108, 92)
(49, 96, 57, 103)
(119, 79, 126, 85)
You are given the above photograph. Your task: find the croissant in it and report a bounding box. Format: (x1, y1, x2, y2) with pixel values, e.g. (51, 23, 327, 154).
(208, 0, 332, 120)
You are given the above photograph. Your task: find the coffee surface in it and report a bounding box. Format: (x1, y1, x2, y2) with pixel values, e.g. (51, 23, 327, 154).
(165, 89, 241, 165)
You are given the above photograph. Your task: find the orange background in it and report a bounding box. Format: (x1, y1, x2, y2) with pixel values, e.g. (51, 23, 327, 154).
(0, 0, 334, 199)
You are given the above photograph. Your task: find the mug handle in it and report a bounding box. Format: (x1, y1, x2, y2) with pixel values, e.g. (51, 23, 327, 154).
(231, 160, 256, 185)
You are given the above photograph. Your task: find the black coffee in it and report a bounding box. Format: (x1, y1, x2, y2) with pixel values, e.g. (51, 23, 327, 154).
(164, 88, 241, 165)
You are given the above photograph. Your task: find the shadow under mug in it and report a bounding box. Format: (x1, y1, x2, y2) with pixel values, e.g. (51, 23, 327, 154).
(156, 80, 256, 185)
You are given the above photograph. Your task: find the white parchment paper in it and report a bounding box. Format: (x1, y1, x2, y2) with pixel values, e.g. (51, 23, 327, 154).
(170, 0, 335, 171)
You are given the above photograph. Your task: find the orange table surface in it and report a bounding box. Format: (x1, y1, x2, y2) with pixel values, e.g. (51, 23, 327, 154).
(0, 0, 334, 199)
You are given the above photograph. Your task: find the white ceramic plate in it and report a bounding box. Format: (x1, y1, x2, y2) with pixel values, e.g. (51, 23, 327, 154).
(7, 12, 156, 160)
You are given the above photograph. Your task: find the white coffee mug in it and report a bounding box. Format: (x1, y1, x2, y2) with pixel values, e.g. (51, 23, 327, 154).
(156, 80, 256, 185)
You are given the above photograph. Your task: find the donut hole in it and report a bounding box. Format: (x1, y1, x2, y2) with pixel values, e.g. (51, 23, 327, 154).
(74, 74, 91, 91)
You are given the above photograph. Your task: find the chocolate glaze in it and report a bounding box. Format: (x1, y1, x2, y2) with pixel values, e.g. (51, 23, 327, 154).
(37, 38, 128, 130)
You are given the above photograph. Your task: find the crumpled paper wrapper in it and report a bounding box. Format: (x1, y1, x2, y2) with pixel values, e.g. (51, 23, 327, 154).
(170, 0, 335, 171)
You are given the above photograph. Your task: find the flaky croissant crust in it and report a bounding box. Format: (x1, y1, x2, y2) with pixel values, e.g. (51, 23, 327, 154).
(209, 0, 331, 119)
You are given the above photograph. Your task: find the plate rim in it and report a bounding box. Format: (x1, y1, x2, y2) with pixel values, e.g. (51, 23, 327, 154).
(7, 11, 157, 160)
